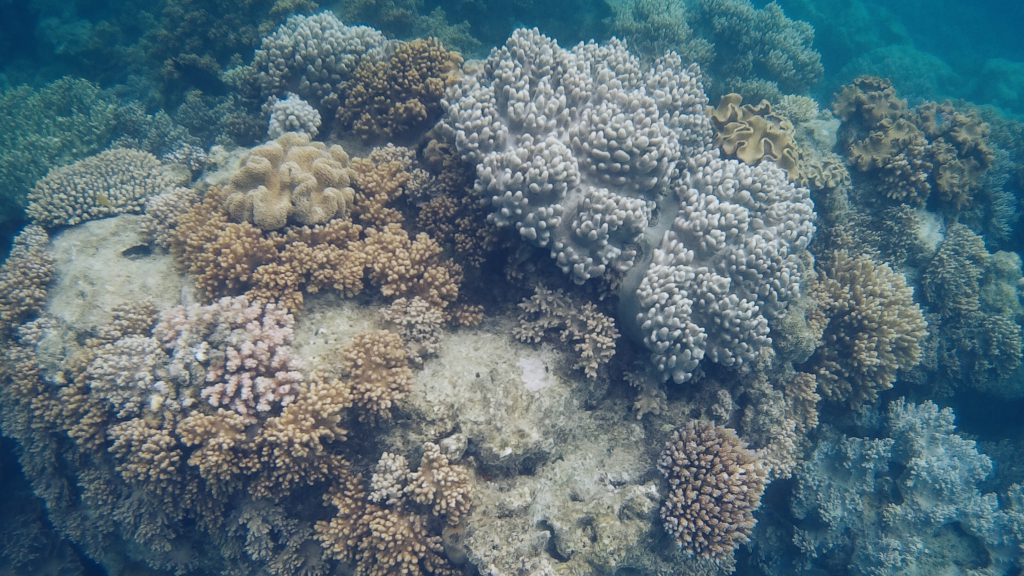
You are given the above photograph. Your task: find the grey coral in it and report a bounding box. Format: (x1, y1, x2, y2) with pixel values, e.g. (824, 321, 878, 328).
(442, 28, 814, 383)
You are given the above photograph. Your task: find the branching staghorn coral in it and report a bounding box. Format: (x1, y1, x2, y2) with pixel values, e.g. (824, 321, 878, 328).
(316, 443, 471, 575)
(804, 251, 927, 406)
(0, 226, 54, 334)
(442, 29, 815, 383)
(337, 37, 463, 141)
(27, 148, 184, 228)
(658, 421, 767, 559)
(513, 286, 620, 379)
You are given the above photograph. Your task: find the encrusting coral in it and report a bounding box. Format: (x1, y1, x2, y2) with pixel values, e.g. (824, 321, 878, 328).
(337, 37, 463, 141)
(223, 132, 356, 231)
(804, 250, 927, 406)
(710, 93, 800, 179)
(27, 148, 184, 228)
(513, 286, 620, 380)
(658, 420, 767, 559)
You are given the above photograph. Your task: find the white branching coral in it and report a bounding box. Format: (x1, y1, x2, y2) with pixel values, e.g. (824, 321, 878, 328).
(153, 296, 302, 415)
(243, 12, 389, 111)
(443, 29, 814, 383)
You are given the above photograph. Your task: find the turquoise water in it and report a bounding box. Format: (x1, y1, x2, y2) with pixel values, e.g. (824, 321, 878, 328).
(0, 1, 1021, 575)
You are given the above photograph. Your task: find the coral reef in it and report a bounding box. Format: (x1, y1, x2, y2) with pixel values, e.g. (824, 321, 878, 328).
(513, 286, 619, 379)
(710, 93, 800, 179)
(337, 37, 463, 142)
(0, 226, 53, 334)
(236, 12, 388, 112)
(316, 443, 471, 576)
(154, 296, 303, 415)
(778, 399, 1024, 576)
(834, 76, 994, 212)
(222, 132, 356, 231)
(606, 0, 822, 99)
(27, 148, 183, 228)
(147, 0, 317, 103)
(443, 28, 814, 383)
(922, 224, 1024, 396)
(690, 0, 822, 97)
(0, 78, 123, 228)
(804, 251, 927, 406)
(658, 421, 767, 559)
(337, 330, 413, 422)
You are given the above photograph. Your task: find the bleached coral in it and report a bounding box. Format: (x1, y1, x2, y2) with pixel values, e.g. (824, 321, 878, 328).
(27, 148, 182, 228)
(443, 29, 814, 383)
(243, 12, 388, 111)
(267, 93, 322, 139)
(658, 421, 767, 559)
(153, 296, 303, 415)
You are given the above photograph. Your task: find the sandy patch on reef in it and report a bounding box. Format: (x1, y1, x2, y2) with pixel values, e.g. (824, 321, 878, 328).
(46, 214, 189, 330)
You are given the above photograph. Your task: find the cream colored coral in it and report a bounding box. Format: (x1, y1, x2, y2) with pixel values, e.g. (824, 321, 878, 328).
(223, 132, 355, 231)
(658, 421, 767, 559)
(339, 330, 413, 421)
(28, 148, 182, 228)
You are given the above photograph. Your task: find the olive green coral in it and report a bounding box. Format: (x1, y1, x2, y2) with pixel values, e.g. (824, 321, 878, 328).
(710, 93, 800, 179)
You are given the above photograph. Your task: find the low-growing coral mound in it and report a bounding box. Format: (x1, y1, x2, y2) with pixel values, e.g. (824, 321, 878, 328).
(27, 148, 183, 228)
(658, 421, 767, 559)
(223, 132, 356, 231)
